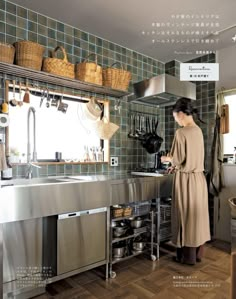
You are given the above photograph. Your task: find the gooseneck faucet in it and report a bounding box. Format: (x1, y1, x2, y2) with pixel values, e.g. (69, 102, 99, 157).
(26, 107, 40, 179)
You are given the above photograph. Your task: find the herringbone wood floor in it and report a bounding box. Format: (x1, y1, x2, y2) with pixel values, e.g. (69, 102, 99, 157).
(33, 241, 231, 299)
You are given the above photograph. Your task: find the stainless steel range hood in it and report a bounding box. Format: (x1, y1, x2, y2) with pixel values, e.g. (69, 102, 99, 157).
(128, 74, 196, 107)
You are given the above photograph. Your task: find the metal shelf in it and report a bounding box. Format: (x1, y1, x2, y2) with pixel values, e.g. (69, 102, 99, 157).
(112, 212, 150, 222)
(112, 227, 148, 243)
(0, 62, 130, 98)
(112, 249, 148, 264)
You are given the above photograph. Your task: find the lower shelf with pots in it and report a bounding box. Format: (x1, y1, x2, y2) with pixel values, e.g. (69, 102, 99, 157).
(109, 200, 159, 278)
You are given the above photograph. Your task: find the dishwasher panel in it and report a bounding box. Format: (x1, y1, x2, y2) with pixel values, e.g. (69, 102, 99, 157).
(57, 208, 107, 275)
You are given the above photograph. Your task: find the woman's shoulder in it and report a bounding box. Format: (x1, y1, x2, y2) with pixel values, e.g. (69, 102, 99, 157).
(177, 125, 202, 136)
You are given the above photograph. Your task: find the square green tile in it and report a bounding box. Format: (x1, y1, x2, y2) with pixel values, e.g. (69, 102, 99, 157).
(56, 31, 64, 42)
(65, 34, 73, 45)
(28, 20, 37, 32)
(0, 10, 5, 22)
(48, 165, 56, 175)
(37, 24, 47, 36)
(6, 13, 16, 26)
(48, 18, 56, 29)
(38, 14, 47, 26)
(57, 21, 64, 32)
(28, 10, 37, 22)
(64, 164, 72, 174)
(89, 34, 95, 44)
(56, 164, 64, 175)
(64, 25, 73, 36)
(81, 40, 89, 51)
(97, 38, 103, 47)
(6, 2, 16, 14)
(6, 24, 16, 37)
(81, 31, 88, 41)
(5, 34, 15, 44)
(17, 6, 27, 19)
(73, 46, 81, 57)
(0, 22, 5, 33)
(89, 44, 95, 53)
(28, 31, 37, 42)
(74, 38, 80, 47)
(17, 16, 27, 29)
(0, 1, 5, 10)
(37, 34, 47, 46)
(73, 28, 81, 39)
(0, 33, 5, 42)
(16, 27, 27, 40)
(48, 28, 56, 39)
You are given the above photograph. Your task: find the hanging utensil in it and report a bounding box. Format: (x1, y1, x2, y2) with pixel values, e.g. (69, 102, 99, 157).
(9, 80, 18, 107)
(51, 94, 59, 107)
(23, 83, 30, 103)
(46, 91, 51, 108)
(17, 82, 23, 107)
(57, 95, 68, 113)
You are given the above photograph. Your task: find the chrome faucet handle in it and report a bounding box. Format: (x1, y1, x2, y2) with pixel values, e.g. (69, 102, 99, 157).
(28, 162, 41, 169)
(25, 162, 41, 179)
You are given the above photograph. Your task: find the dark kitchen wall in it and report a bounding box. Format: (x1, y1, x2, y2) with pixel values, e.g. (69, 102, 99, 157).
(0, 0, 165, 178)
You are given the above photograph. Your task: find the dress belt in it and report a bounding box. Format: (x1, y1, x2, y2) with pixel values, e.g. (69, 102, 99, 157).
(177, 170, 204, 173)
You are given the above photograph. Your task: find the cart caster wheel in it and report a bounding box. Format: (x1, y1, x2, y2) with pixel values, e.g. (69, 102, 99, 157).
(151, 255, 157, 261)
(110, 271, 116, 279)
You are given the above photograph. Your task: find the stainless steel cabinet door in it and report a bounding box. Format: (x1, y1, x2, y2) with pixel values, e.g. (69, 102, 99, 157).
(57, 211, 106, 275)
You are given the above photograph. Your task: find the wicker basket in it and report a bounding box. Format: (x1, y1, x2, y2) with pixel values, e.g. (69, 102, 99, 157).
(14, 40, 44, 70)
(123, 207, 132, 217)
(112, 207, 124, 218)
(42, 46, 75, 79)
(94, 117, 119, 140)
(75, 53, 102, 85)
(103, 62, 131, 91)
(0, 43, 15, 64)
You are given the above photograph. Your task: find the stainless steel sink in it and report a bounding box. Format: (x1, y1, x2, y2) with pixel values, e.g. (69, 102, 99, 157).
(1, 177, 70, 187)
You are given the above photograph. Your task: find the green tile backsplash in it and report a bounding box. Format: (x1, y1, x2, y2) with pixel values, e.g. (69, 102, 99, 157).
(0, 0, 216, 179)
(0, 0, 165, 178)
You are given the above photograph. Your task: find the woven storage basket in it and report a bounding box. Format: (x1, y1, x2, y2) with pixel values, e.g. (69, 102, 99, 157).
(103, 62, 131, 91)
(75, 53, 102, 85)
(0, 43, 15, 64)
(112, 207, 124, 218)
(14, 40, 44, 70)
(94, 117, 119, 140)
(43, 46, 75, 79)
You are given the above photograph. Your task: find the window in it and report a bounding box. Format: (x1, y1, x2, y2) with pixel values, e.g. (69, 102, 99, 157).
(224, 94, 236, 154)
(8, 88, 107, 163)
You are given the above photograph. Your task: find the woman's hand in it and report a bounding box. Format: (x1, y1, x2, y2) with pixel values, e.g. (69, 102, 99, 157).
(167, 166, 176, 174)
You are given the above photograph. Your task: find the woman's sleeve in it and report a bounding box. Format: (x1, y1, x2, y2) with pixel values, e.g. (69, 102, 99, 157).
(170, 129, 186, 166)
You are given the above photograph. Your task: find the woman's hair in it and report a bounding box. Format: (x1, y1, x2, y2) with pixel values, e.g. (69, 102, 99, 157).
(172, 97, 205, 123)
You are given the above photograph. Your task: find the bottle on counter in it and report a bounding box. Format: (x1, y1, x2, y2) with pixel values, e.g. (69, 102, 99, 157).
(1, 157, 12, 180)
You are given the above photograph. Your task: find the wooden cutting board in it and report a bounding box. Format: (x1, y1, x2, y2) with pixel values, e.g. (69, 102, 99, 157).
(220, 104, 229, 134)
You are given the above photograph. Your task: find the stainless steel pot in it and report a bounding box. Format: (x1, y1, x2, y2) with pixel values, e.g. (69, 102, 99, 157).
(113, 226, 127, 237)
(130, 217, 144, 228)
(113, 246, 125, 258)
(133, 241, 145, 251)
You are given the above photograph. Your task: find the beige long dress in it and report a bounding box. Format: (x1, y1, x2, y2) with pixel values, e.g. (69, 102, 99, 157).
(170, 126, 211, 248)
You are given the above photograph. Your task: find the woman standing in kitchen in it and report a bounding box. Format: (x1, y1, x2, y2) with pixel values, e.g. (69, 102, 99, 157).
(161, 97, 211, 265)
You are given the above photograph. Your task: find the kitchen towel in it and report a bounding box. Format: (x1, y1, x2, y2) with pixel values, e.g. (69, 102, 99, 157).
(0, 143, 7, 171)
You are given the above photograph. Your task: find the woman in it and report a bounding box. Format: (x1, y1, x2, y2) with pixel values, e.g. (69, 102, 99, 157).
(161, 98, 211, 265)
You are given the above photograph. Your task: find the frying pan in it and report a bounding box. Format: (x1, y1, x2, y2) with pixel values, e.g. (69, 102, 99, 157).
(144, 118, 163, 154)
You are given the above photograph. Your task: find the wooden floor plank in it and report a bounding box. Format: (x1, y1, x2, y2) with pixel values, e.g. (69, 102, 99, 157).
(33, 241, 231, 299)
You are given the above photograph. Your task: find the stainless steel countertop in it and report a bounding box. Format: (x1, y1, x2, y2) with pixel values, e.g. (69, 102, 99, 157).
(0, 174, 172, 224)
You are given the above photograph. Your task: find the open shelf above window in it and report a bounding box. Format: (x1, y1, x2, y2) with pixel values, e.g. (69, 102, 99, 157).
(0, 62, 130, 98)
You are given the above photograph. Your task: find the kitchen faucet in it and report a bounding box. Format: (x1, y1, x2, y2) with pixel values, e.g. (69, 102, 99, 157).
(25, 107, 40, 179)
